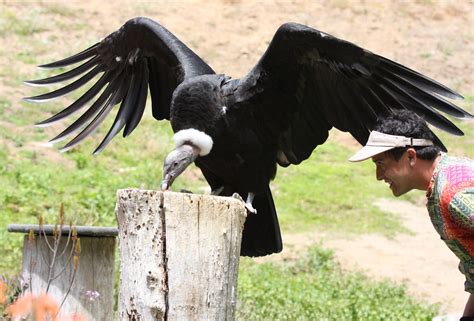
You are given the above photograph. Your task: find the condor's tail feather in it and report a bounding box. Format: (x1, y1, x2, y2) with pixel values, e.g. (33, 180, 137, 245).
(240, 186, 283, 257)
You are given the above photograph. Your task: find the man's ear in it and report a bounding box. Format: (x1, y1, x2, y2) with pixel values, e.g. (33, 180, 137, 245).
(406, 148, 417, 166)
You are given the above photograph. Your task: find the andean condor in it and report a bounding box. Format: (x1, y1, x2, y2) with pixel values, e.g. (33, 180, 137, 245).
(25, 17, 472, 257)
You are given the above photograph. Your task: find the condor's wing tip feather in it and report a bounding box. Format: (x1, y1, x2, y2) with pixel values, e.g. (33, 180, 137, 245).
(23, 64, 104, 104)
(377, 55, 464, 101)
(25, 56, 101, 87)
(24, 80, 49, 87)
(443, 124, 465, 136)
(22, 96, 37, 103)
(23, 96, 55, 104)
(460, 107, 474, 119)
(34, 120, 53, 128)
(34, 112, 68, 128)
(436, 86, 464, 101)
(59, 144, 76, 153)
(92, 146, 105, 156)
(453, 92, 464, 100)
(48, 134, 69, 145)
(37, 43, 99, 69)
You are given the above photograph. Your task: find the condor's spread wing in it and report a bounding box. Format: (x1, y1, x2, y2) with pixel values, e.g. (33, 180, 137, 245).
(25, 17, 215, 154)
(234, 23, 471, 166)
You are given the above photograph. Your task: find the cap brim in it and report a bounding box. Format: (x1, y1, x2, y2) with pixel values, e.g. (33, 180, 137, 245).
(348, 146, 395, 162)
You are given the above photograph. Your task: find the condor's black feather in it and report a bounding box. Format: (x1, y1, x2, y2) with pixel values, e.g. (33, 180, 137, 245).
(25, 64, 103, 102)
(25, 56, 100, 86)
(38, 43, 99, 69)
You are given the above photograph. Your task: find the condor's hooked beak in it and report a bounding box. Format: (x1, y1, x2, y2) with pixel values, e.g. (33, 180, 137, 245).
(160, 144, 200, 191)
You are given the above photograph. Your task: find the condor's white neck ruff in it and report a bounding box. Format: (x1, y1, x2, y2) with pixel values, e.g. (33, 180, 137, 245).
(173, 129, 213, 156)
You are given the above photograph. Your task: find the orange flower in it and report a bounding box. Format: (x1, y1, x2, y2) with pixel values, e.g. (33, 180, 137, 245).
(7, 293, 59, 320)
(6, 293, 33, 319)
(6, 292, 87, 321)
(33, 293, 60, 321)
(0, 281, 7, 305)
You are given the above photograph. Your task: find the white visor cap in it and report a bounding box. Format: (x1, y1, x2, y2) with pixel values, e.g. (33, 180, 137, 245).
(348, 131, 433, 162)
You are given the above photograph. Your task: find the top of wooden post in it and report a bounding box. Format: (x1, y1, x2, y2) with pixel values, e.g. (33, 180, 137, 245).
(7, 224, 118, 237)
(115, 189, 247, 320)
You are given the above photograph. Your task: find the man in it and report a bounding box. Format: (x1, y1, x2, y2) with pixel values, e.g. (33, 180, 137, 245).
(349, 110, 474, 320)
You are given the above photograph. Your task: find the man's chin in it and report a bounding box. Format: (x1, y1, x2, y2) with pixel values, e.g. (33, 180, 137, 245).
(391, 187, 408, 197)
(389, 184, 399, 197)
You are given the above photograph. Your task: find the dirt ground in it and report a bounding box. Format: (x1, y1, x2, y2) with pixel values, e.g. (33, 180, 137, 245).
(1, 0, 473, 316)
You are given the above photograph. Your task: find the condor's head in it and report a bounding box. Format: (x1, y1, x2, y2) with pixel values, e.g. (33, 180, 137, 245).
(161, 75, 228, 190)
(160, 128, 213, 190)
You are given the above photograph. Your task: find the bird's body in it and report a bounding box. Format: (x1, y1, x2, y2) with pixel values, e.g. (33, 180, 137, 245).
(26, 17, 471, 257)
(169, 75, 282, 255)
(172, 76, 277, 194)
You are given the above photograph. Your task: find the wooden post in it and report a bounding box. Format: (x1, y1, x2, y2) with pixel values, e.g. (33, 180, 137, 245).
(8, 224, 117, 320)
(116, 189, 247, 321)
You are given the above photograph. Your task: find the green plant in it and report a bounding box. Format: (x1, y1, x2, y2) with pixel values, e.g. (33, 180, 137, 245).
(237, 246, 439, 320)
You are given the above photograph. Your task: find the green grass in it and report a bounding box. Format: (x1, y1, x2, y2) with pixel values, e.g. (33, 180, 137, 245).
(237, 246, 438, 320)
(0, 4, 82, 39)
(1, 99, 37, 127)
(0, 65, 28, 88)
(0, 9, 50, 37)
(42, 4, 79, 17)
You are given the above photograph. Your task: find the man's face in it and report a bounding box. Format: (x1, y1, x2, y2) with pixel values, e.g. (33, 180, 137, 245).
(372, 151, 414, 197)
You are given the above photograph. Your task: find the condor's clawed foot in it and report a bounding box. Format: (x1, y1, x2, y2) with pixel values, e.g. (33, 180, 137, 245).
(244, 192, 257, 214)
(244, 203, 257, 214)
(232, 193, 244, 202)
(231, 192, 257, 214)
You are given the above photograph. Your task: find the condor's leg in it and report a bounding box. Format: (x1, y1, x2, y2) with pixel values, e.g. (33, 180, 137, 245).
(245, 192, 257, 214)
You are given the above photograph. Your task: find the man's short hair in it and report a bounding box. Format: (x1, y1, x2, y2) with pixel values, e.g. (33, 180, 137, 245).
(374, 110, 443, 161)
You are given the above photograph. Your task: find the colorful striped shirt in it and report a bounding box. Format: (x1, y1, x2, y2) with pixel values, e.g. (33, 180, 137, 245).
(426, 153, 474, 293)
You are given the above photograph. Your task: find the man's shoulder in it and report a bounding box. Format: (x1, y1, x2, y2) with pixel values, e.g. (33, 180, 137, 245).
(438, 154, 474, 172)
(441, 153, 473, 165)
(436, 153, 474, 190)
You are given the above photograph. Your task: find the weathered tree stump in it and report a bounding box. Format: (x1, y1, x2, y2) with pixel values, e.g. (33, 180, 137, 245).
(8, 224, 117, 320)
(116, 189, 247, 321)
